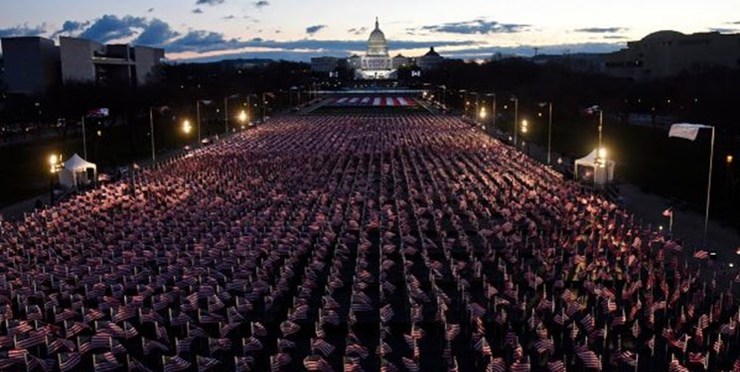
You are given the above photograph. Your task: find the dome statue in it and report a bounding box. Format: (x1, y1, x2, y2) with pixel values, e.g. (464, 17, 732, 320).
(367, 17, 389, 57)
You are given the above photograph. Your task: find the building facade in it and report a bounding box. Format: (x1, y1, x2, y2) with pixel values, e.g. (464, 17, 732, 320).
(416, 47, 444, 72)
(604, 30, 740, 80)
(60, 37, 164, 86)
(310, 57, 340, 73)
(0, 37, 60, 96)
(355, 18, 395, 80)
(1, 36, 164, 96)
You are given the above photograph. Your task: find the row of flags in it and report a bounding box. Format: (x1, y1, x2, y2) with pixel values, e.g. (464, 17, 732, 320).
(1, 113, 738, 372)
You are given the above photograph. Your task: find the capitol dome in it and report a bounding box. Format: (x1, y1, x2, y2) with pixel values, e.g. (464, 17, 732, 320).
(367, 17, 389, 57)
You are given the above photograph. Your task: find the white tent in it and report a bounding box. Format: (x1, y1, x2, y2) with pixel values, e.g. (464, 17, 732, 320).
(574, 149, 614, 188)
(59, 153, 97, 189)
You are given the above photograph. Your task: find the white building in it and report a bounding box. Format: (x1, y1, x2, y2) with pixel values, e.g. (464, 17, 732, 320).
(354, 18, 396, 80)
(60, 37, 164, 86)
(0, 36, 164, 96)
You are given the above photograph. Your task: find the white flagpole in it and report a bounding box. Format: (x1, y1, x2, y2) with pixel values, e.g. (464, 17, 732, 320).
(196, 100, 202, 145)
(149, 107, 155, 163)
(704, 126, 715, 245)
(82, 115, 87, 159)
(547, 102, 553, 165)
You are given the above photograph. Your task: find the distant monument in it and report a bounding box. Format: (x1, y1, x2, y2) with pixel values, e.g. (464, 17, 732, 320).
(351, 18, 396, 80)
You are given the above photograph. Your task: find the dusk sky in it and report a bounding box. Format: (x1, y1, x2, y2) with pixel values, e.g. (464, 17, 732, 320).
(1, 0, 739, 62)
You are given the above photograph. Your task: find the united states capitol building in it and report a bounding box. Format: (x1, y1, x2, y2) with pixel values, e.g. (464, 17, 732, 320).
(311, 18, 444, 80)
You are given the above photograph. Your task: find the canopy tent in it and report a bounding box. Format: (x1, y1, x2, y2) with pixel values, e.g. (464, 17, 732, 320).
(574, 149, 614, 188)
(59, 153, 97, 189)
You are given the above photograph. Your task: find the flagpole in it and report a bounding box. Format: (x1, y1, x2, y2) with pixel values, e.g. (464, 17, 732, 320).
(669, 212, 673, 236)
(548, 102, 553, 165)
(81, 115, 87, 160)
(491, 93, 496, 129)
(704, 126, 715, 245)
(149, 107, 155, 163)
(196, 100, 202, 146)
(224, 97, 229, 134)
(513, 97, 519, 149)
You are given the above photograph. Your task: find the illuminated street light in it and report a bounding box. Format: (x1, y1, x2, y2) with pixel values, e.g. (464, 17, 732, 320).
(48, 153, 62, 206)
(479, 107, 487, 120)
(598, 147, 608, 160)
(182, 119, 193, 134)
(238, 110, 248, 124)
(521, 119, 529, 134)
(727, 155, 734, 165)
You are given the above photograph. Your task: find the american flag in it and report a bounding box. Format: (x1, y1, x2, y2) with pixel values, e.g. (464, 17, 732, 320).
(93, 352, 121, 372)
(197, 355, 220, 371)
(162, 355, 191, 372)
(547, 360, 565, 372)
(143, 338, 170, 355)
(234, 356, 253, 372)
(209, 337, 232, 353)
(311, 338, 336, 357)
(575, 345, 601, 370)
(58, 352, 82, 372)
(251, 321, 267, 337)
(303, 355, 332, 371)
(280, 320, 301, 337)
(270, 353, 291, 372)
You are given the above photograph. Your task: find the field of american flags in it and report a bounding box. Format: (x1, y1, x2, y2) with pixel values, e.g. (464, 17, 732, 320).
(0, 113, 738, 371)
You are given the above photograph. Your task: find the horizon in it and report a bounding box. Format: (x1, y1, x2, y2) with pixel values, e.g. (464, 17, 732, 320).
(1, 1, 740, 62)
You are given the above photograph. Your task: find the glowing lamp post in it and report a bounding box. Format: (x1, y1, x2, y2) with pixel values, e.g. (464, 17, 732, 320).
(238, 110, 248, 130)
(182, 119, 193, 135)
(48, 154, 62, 206)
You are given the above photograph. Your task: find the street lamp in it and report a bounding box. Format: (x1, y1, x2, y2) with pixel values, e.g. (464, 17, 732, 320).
(182, 119, 193, 135)
(597, 147, 608, 167)
(238, 110, 248, 130)
(538, 102, 554, 164)
(511, 97, 519, 147)
(727, 155, 734, 165)
(48, 153, 62, 206)
(479, 106, 487, 120)
(224, 94, 239, 134)
(485, 93, 496, 129)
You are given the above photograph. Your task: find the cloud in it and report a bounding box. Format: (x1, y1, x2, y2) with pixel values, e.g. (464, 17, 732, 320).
(574, 27, 628, 33)
(51, 20, 89, 37)
(254, 1, 270, 8)
(147, 8, 154, 13)
(192, 8, 203, 14)
(222, 15, 236, 20)
(166, 30, 241, 53)
(414, 18, 529, 35)
(306, 25, 327, 35)
(709, 27, 739, 33)
(603, 35, 629, 40)
(195, 0, 225, 5)
(447, 42, 622, 60)
(78, 15, 147, 43)
(0, 23, 46, 38)
(348, 27, 368, 36)
(133, 18, 180, 46)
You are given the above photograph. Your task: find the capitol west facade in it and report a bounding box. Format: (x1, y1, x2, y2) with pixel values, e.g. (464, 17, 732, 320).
(351, 18, 395, 80)
(311, 18, 444, 80)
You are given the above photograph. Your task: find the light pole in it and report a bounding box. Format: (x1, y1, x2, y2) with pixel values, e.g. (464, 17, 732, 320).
(511, 97, 519, 147)
(148, 106, 169, 163)
(485, 93, 496, 130)
(238, 110, 248, 130)
(539, 102, 554, 164)
(474, 92, 480, 122)
(459, 90, 468, 118)
(48, 154, 62, 206)
(520, 119, 529, 152)
(224, 94, 239, 134)
(438, 85, 446, 111)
